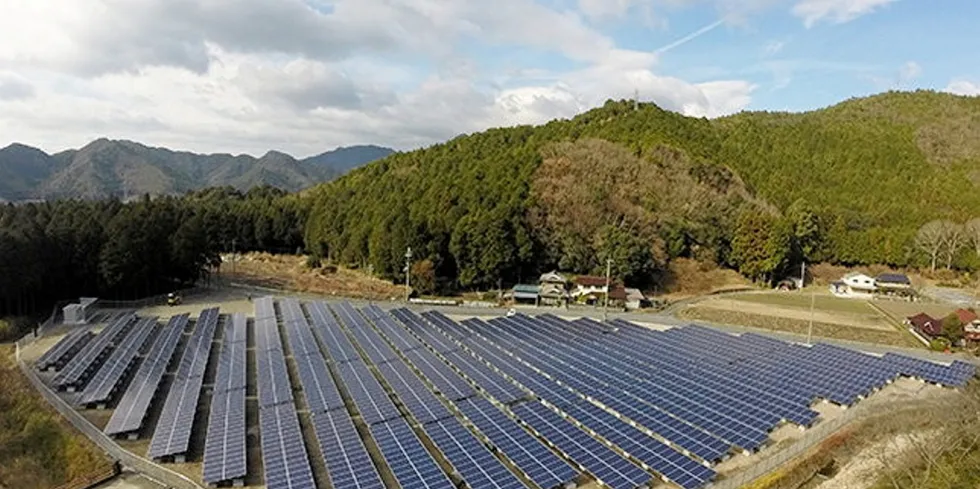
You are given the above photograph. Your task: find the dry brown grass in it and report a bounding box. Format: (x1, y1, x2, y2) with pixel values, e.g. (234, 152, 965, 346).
(224, 252, 406, 301)
(678, 306, 919, 347)
(662, 258, 755, 299)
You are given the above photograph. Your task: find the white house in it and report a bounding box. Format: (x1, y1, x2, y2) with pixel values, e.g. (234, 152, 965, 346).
(829, 272, 877, 298)
(571, 276, 608, 300)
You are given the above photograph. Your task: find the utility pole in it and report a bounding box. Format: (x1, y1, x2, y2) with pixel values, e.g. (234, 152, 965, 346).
(231, 238, 237, 276)
(404, 246, 413, 303)
(800, 261, 806, 292)
(603, 258, 612, 321)
(807, 288, 815, 345)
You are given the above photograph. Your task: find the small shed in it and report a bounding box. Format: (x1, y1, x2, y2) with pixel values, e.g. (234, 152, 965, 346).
(624, 288, 645, 310)
(63, 297, 98, 324)
(511, 284, 540, 305)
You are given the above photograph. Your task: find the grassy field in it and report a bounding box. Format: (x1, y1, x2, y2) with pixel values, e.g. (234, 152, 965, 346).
(0, 344, 114, 489)
(679, 307, 920, 347)
(731, 292, 879, 315)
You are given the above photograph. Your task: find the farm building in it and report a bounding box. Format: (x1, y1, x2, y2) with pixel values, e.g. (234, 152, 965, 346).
(829, 272, 877, 298)
(510, 284, 540, 305)
(876, 273, 914, 297)
(906, 312, 942, 337)
(538, 271, 568, 305)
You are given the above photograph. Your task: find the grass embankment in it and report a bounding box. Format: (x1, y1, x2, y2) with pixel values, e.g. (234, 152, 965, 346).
(0, 344, 113, 489)
(743, 382, 980, 489)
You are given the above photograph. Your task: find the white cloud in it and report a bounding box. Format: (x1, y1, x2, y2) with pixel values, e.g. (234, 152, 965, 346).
(764, 40, 786, 56)
(0, 0, 756, 156)
(946, 79, 980, 96)
(792, 0, 898, 28)
(898, 61, 921, 84)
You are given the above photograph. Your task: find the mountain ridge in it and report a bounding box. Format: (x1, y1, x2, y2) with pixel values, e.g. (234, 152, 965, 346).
(0, 139, 395, 201)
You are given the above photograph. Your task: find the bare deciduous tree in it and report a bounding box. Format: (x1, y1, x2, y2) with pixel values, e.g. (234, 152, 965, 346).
(916, 220, 946, 271)
(939, 221, 964, 269)
(964, 217, 980, 259)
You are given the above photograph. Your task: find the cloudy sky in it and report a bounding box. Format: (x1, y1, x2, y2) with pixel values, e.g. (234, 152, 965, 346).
(1, 0, 978, 157)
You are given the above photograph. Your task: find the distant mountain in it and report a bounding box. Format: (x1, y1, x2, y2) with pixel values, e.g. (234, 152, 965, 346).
(0, 140, 394, 200)
(302, 145, 395, 173)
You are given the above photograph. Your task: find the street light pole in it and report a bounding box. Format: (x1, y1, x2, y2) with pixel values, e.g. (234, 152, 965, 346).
(404, 246, 413, 303)
(807, 288, 815, 345)
(603, 258, 612, 322)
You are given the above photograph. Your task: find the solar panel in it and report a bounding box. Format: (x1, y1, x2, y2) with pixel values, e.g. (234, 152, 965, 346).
(559, 401, 715, 489)
(425, 417, 528, 489)
(279, 299, 321, 357)
(404, 348, 473, 401)
(336, 305, 400, 364)
(104, 314, 189, 436)
(202, 312, 249, 483)
(336, 362, 399, 424)
(371, 313, 425, 353)
(256, 343, 294, 408)
(512, 401, 651, 489)
(79, 317, 158, 406)
(293, 351, 345, 413)
(213, 322, 247, 393)
(456, 397, 578, 489)
(260, 403, 316, 489)
(307, 301, 361, 363)
(369, 418, 456, 489)
(312, 409, 385, 489)
(391, 309, 460, 354)
(485, 316, 762, 453)
(376, 361, 452, 424)
(441, 350, 526, 404)
(202, 387, 247, 484)
(36, 327, 93, 371)
(54, 313, 137, 390)
(148, 308, 220, 459)
(255, 296, 277, 320)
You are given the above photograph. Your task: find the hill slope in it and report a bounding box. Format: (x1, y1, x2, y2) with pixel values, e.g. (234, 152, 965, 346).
(305, 90, 980, 288)
(302, 145, 395, 173)
(0, 140, 394, 200)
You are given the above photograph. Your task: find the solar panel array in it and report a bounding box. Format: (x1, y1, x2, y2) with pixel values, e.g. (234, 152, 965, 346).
(254, 298, 316, 489)
(312, 405, 386, 489)
(53, 313, 137, 390)
(370, 418, 456, 489)
(36, 327, 93, 371)
(260, 403, 316, 489)
(147, 308, 220, 459)
(105, 314, 189, 436)
(80, 316, 158, 406)
(456, 397, 578, 489)
(202, 313, 248, 484)
(283, 299, 387, 489)
(307, 301, 361, 363)
(425, 417, 528, 489)
(391, 309, 526, 404)
(514, 401, 651, 489)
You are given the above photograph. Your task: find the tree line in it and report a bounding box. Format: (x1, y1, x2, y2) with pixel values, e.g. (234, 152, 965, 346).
(0, 186, 304, 323)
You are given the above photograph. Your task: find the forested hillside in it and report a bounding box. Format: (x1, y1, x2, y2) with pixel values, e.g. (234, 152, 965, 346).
(305, 91, 980, 290)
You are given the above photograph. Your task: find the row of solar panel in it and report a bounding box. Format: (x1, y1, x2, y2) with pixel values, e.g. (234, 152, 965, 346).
(105, 314, 189, 436)
(79, 317, 158, 406)
(202, 313, 248, 484)
(275, 299, 385, 489)
(53, 313, 137, 390)
(36, 327, 93, 371)
(254, 301, 316, 489)
(148, 308, 220, 459)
